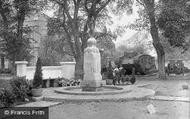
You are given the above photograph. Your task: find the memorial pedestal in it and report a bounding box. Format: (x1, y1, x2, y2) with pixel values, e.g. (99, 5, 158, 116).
(80, 37, 105, 91)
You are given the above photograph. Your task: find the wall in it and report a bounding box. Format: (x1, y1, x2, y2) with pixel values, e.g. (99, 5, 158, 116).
(16, 61, 76, 80)
(26, 66, 63, 80)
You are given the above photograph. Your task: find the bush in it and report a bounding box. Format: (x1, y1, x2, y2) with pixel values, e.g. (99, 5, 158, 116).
(0, 69, 11, 74)
(10, 77, 32, 101)
(57, 78, 81, 87)
(0, 88, 16, 108)
(0, 79, 12, 90)
(184, 67, 190, 73)
(33, 57, 43, 88)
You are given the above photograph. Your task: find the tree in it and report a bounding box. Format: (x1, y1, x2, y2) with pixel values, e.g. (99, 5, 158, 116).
(33, 57, 43, 88)
(144, 0, 190, 79)
(126, 0, 190, 79)
(0, 0, 46, 73)
(143, 0, 166, 79)
(47, 0, 123, 79)
(157, 0, 190, 51)
(39, 35, 74, 66)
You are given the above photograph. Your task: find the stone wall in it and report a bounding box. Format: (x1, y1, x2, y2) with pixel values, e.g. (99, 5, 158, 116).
(15, 61, 76, 80)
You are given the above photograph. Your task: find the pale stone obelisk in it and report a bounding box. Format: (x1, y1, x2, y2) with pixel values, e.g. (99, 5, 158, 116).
(81, 37, 105, 91)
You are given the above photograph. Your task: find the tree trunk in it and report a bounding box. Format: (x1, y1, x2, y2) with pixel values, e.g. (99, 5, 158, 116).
(16, 6, 25, 61)
(12, 54, 16, 75)
(154, 42, 166, 79)
(157, 52, 166, 79)
(144, 0, 167, 79)
(151, 32, 167, 80)
(0, 5, 8, 70)
(1, 55, 5, 69)
(74, 55, 84, 79)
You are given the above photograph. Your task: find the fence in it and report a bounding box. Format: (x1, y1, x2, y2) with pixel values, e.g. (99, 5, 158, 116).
(15, 61, 76, 80)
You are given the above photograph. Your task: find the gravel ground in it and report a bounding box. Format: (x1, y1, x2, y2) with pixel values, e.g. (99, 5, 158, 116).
(49, 74, 190, 119)
(135, 74, 190, 97)
(49, 100, 189, 119)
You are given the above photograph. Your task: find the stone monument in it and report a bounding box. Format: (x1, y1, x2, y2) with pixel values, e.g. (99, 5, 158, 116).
(80, 37, 106, 91)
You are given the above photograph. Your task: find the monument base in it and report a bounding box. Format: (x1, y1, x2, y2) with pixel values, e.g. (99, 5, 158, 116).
(80, 80, 106, 92)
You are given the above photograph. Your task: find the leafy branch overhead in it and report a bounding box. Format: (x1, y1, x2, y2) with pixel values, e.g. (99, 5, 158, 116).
(157, 0, 190, 51)
(127, 0, 190, 52)
(0, 0, 48, 62)
(47, 0, 120, 56)
(46, 0, 135, 78)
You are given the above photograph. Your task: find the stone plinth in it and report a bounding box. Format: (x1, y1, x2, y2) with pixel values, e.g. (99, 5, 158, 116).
(80, 80, 106, 91)
(15, 61, 28, 77)
(81, 37, 105, 91)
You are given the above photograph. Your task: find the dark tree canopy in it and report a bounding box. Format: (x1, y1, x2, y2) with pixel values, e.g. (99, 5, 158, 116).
(0, 0, 47, 61)
(157, 0, 190, 51)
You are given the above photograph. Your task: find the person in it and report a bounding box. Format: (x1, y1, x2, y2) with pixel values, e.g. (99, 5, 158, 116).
(129, 67, 136, 84)
(119, 67, 126, 84)
(113, 66, 120, 85)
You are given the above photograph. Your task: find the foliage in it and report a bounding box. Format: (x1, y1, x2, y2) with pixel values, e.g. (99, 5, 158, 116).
(10, 76, 32, 101)
(0, 68, 11, 74)
(122, 0, 168, 79)
(39, 36, 73, 66)
(115, 32, 150, 61)
(128, 4, 149, 31)
(33, 57, 43, 88)
(128, 0, 190, 51)
(46, 0, 132, 78)
(41, 77, 80, 88)
(4, 31, 33, 61)
(0, 78, 12, 90)
(157, 0, 190, 51)
(0, 0, 47, 73)
(0, 88, 16, 108)
(57, 78, 81, 87)
(164, 44, 190, 61)
(47, 4, 117, 53)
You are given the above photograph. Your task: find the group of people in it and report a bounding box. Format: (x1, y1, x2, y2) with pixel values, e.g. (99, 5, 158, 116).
(112, 66, 136, 85)
(112, 66, 126, 85)
(101, 64, 136, 85)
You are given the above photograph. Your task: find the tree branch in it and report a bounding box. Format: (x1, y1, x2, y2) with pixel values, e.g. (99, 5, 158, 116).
(63, 49, 74, 56)
(62, 10, 76, 56)
(72, 0, 76, 6)
(95, 32, 116, 40)
(63, 1, 73, 21)
(55, 0, 73, 21)
(54, 0, 64, 5)
(84, 0, 89, 13)
(96, 0, 111, 14)
(136, 0, 145, 6)
(73, 0, 81, 20)
(0, 5, 8, 32)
